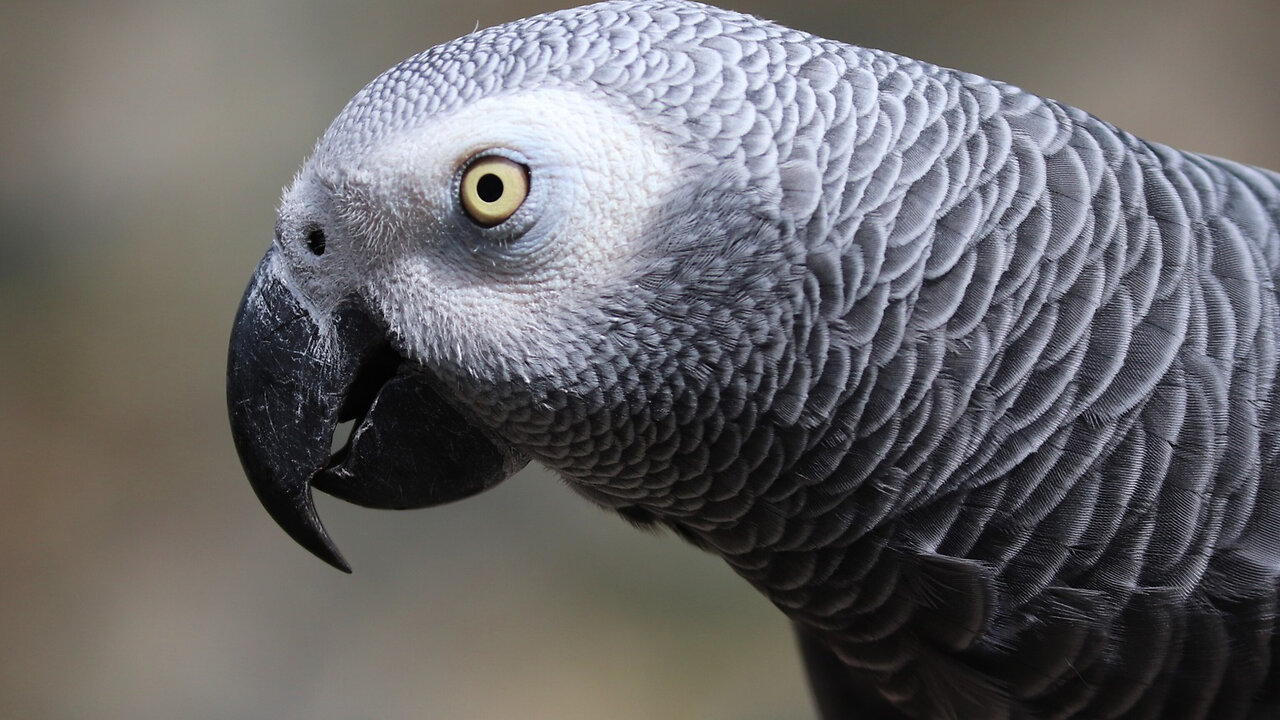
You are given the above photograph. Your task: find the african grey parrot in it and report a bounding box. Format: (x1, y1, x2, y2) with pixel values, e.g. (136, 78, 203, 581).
(226, 1, 1280, 717)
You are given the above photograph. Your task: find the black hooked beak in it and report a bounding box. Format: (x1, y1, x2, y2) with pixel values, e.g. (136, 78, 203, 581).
(227, 249, 528, 572)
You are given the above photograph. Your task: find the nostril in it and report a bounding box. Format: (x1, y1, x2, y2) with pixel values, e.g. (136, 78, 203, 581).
(306, 228, 327, 255)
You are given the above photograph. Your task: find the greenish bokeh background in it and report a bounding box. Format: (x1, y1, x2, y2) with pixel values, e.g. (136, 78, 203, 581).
(3, 2, 1278, 718)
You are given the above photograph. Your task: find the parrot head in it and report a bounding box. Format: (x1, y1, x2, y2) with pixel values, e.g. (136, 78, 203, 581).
(228, 0, 808, 570)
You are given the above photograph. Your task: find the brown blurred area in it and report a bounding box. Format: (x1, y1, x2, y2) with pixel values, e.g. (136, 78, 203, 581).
(2, 2, 1277, 718)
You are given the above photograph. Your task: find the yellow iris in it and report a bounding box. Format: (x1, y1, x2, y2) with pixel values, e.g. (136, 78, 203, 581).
(460, 156, 529, 227)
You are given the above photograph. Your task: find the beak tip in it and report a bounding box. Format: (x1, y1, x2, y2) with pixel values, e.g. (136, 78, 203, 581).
(280, 515, 354, 573)
(312, 535, 354, 574)
(319, 548, 354, 574)
(270, 487, 355, 574)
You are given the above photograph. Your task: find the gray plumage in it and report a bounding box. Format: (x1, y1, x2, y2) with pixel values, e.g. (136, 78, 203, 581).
(226, 1, 1280, 718)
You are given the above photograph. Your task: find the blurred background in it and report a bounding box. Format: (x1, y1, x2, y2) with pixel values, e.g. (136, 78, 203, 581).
(2, 1, 1278, 718)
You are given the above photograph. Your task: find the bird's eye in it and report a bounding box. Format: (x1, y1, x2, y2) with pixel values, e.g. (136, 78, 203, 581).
(459, 156, 529, 227)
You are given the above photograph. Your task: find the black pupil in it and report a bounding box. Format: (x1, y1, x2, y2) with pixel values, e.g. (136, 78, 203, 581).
(306, 228, 326, 256)
(476, 173, 504, 203)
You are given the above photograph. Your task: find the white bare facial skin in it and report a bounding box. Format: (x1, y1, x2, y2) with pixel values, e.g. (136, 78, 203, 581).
(280, 88, 681, 370)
